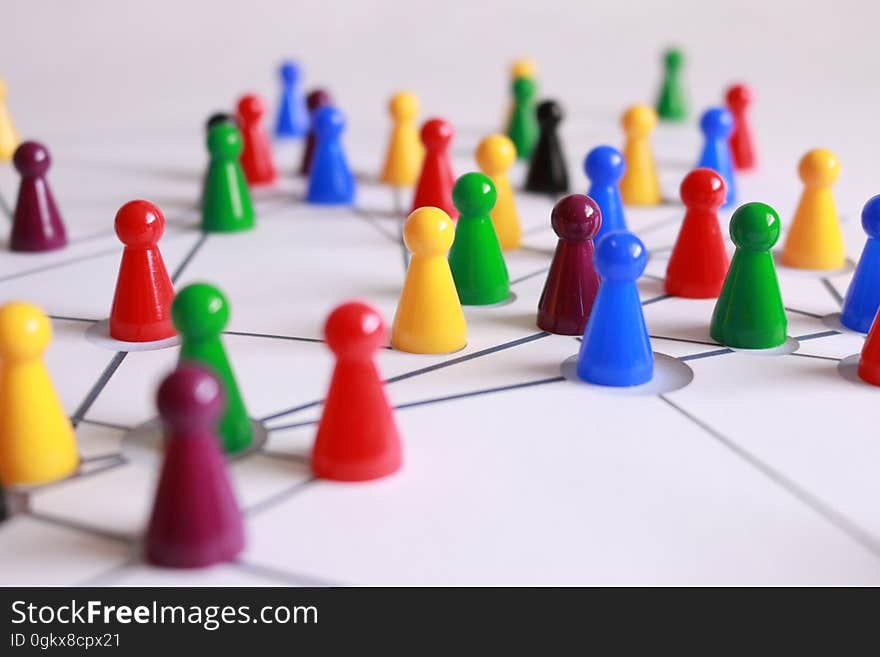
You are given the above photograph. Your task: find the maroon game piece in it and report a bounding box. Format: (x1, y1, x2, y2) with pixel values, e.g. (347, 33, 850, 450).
(299, 88, 332, 176)
(109, 200, 176, 342)
(145, 364, 245, 568)
(537, 194, 602, 335)
(725, 83, 756, 171)
(237, 93, 277, 186)
(9, 142, 67, 252)
(312, 301, 402, 481)
(411, 118, 457, 218)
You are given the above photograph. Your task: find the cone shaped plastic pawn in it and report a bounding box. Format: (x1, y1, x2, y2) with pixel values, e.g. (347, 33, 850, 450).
(10, 142, 67, 252)
(696, 108, 736, 208)
(726, 84, 756, 170)
(656, 48, 688, 121)
(448, 173, 510, 305)
(381, 91, 423, 187)
(475, 134, 521, 250)
(503, 58, 537, 130)
(577, 232, 653, 386)
(201, 123, 255, 233)
(507, 77, 538, 160)
(0, 79, 19, 161)
(584, 145, 627, 243)
(710, 203, 787, 349)
(312, 302, 402, 481)
(145, 365, 245, 568)
(537, 194, 601, 335)
(842, 195, 880, 333)
(392, 207, 467, 354)
(300, 89, 332, 176)
(411, 118, 456, 217)
(306, 106, 355, 205)
(619, 105, 661, 206)
(524, 100, 569, 195)
(274, 60, 308, 138)
(236, 93, 277, 186)
(172, 283, 253, 454)
(0, 302, 78, 487)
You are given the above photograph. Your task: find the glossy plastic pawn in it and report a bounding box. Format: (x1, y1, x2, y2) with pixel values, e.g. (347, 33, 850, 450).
(841, 195, 880, 332)
(619, 105, 661, 206)
(858, 309, 880, 386)
(476, 134, 521, 249)
(525, 100, 569, 195)
(696, 107, 736, 208)
(312, 302, 402, 481)
(411, 118, 456, 217)
(145, 365, 245, 568)
(584, 145, 627, 242)
(274, 60, 308, 138)
(0, 79, 18, 161)
(507, 77, 538, 160)
(725, 84, 756, 170)
(236, 93, 277, 185)
(201, 123, 255, 232)
(537, 195, 602, 335)
(381, 91, 423, 186)
(10, 142, 67, 252)
(656, 48, 688, 121)
(577, 232, 653, 386)
(306, 106, 355, 205)
(109, 200, 176, 342)
(299, 89, 332, 176)
(665, 169, 729, 298)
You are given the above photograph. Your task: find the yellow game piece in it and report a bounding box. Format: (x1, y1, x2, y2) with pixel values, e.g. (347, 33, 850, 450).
(380, 91, 423, 187)
(476, 134, 522, 250)
(619, 104, 661, 205)
(780, 148, 845, 270)
(0, 302, 78, 487)
(391, 207, 467, 354)
(0, 79, 20, 162)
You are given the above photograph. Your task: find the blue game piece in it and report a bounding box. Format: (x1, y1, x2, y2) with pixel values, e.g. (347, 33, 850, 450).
(275, 60, 309, 138)
(576, 231, 654, 386)
(841, 195, 880, 333)
(584, 145, 627, 242)
(306, 106, 355, 205)
(696, 107, 736, 208)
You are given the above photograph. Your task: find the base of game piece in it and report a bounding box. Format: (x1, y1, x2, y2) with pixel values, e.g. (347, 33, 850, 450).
(121, 417, 268, 463)
(772, 251, 854, 278)
(86, 319, 181, 352)
(729, 336, 799, 356)
(822, 312, 865, 336)
(560, 352, 692, 395)
(837, 353, 880, 387)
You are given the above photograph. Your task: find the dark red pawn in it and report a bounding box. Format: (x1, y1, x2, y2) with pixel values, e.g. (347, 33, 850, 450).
(411, 118, 456, 218)
(10, 142, 67, 252)
(236, 93, 277, 185)
(299, 89, 332, 176)
(109, 200, 176, 342)
(146, 365, 245, 568)
(537, 194, 602, 335)
(665, 169, 729, 298)
(312, 301, 402, 481)
(725, 84, 756, 171)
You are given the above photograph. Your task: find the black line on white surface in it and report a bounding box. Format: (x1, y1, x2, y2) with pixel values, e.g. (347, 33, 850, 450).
(789, 352, 842, 362)
(80, 451, 125, 464)
(0, 189, 11, 219)
(259, 448, 310, 463)
(170, 231, 209, 283)
(49, 314, 99, 324)
(244, 478, 317, 516)
(223, 330, 325, 345)
(641, 293, 672, 306)
(678, 347, 734, 361)
(785, 306, 824, 319)
(794, 329, 840, 342)
(26, 509, 133, 545)
(77, 418, 134, 432)
(650, 334, 722, 347)
(659, 395, 880, 560)
(70, 352, 128, 427)
(510, 267, 549, 286)
(74, 558, 140, 587)
(234, 560, 343, 587)
(0, 245, 121, 283)
(821, 277, 844, 306)
(351, 205, 400, 243)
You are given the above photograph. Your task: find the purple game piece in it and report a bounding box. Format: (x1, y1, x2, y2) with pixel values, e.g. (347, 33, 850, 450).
(145, 364, 245, 569)
(10, 141, 68, 252)
(299, 88, 332, 176)
(537, 194, 602, 335)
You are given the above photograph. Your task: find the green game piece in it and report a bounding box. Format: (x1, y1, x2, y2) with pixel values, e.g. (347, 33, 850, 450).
(448, 173, 510, 305)
(507, 77, 538, 161)
(656, 48, 688, 122)
(201, 123, 255, 233)
(172, 283, 253, 453)
(710, 203, 787, 349)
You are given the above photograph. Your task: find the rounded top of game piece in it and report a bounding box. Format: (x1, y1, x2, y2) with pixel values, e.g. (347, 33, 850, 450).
(206, 112, 233, 133)
(861, 194, 880, 239)
(13, 141, 50, 176)
(388, 91, 419, 120)
(475, 134, 516, 174)
(621, 105, 657, 137)
(307, 88, 332, 112)
(420, 117, 453, 150)
(279, 60, 301, 83)
(584, 145, 625, 184)
(157, 364, 224, 430)
(171, 282, 230, 339)
(594, 231, 647, 281)
(511, 57, 537, 79)
(207, 123, 243, 158)
(312, 106, 345, 139)
(536, 100, 563, 126)
(0, 301, 51, 362)
(664, 48, 684, 69)
(551, 194, 601, 242)
(324, 300, 386, 358)
(114, 199, 165, 247)
(680, 168, 726, 211)
(729, 202, 780, 251)
(452, 172, 496, 216)
(725, 83, 752, 110)
(699, 107, 734, 138)
(512, 76, 536, 100)
(403, 206, 456, 256)
(797, 148, 839, 187)
(237, 93, 265, 121)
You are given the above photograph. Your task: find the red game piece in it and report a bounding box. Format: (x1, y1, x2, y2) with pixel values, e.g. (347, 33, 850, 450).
(725, 83, 756, 171)
(109, 200, 176, 342)
(236, 93, 277, 185)
(312, 301, 402, 481)
(10, 142, 67, 252)
(537, 194, 601, 335)
(858, 310, 880, 385)
(411, 118, 456, 218)
(665, 168, 730, 299)
(145, 364, 245, 568)
(299, 88, 332, 176)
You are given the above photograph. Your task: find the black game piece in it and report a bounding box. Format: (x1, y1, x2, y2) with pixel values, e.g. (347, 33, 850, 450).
(524, 100, 569, 195)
